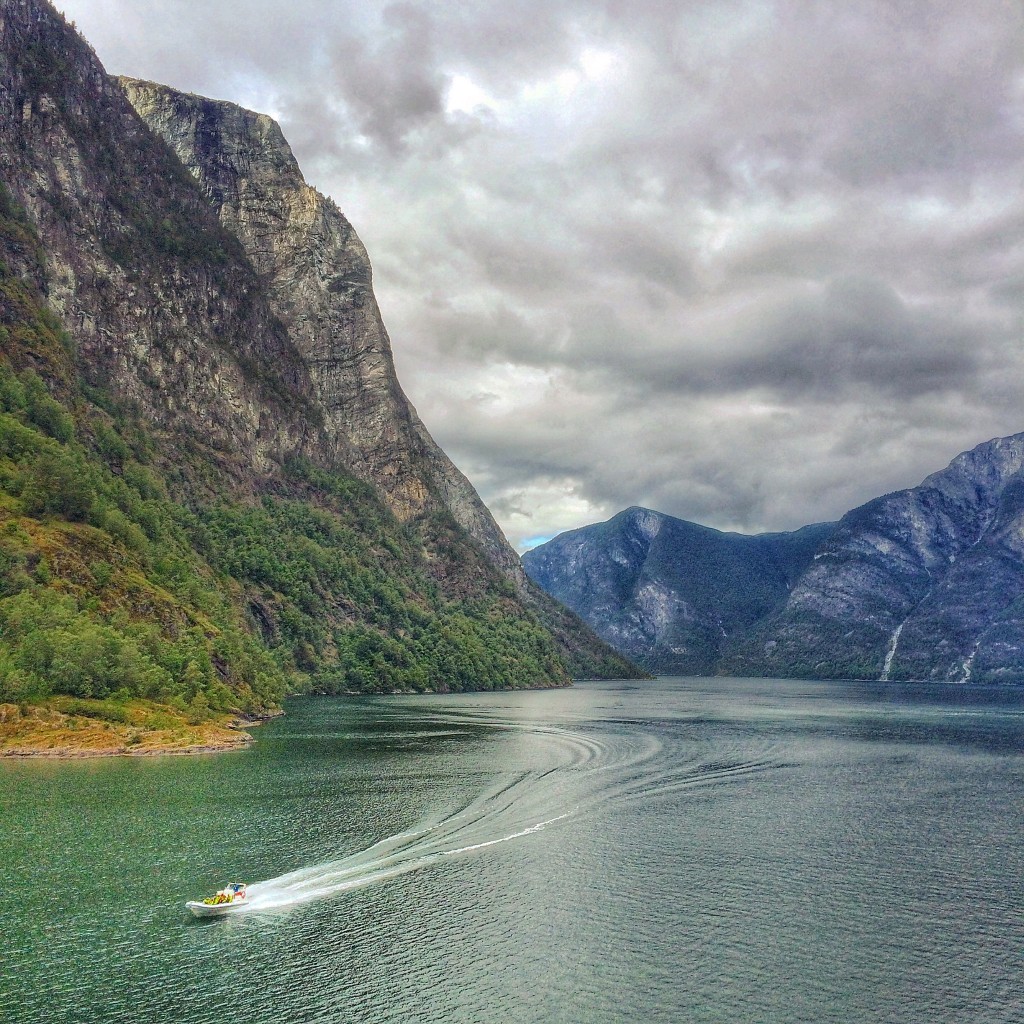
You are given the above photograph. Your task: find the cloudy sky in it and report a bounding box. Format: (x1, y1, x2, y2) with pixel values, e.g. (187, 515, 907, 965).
(58, 0, 1024, 549)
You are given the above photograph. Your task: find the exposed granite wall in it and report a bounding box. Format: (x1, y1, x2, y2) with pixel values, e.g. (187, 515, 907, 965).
(119, 78, 526, 583)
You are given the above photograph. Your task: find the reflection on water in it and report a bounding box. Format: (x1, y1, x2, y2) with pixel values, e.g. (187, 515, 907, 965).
(2, 678, 1023, 1023)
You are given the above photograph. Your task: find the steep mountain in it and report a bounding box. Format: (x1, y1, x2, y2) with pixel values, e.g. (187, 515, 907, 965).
(0, 0, 637, 731)
(528, 433, 1024, 683)
(117, 77, 523, 582)
(722, 434, 1024, 683)
(523, 507, 834, 673)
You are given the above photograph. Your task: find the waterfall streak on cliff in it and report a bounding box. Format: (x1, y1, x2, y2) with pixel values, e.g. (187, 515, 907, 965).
(960, 643, 980, 683)
(880, 623, 905, 682)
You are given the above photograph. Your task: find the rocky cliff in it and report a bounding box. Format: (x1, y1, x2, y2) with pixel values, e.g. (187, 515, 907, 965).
(117, 78, 523, 581)
(527, 434, 1024, 683)
(0, 0, 638, 719)
(0, 0, 525, 582)
(523, 507, 834, 673)
(1, 0, 317, 475)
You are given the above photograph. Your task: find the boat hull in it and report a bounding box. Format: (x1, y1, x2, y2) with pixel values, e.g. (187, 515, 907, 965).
(186, 898, 250, 918)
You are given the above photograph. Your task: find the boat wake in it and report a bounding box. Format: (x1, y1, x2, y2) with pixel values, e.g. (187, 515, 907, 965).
(238, 716, 782, 915)
(244, 804, 571, 913)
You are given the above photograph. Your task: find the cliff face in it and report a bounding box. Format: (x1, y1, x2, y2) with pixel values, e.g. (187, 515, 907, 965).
(0, 0, 319, 476)
(0, 0, 639, 709)
(524, 507, 834, 673)
(118, 78, 525, 583)
(0, 0, 523, 580)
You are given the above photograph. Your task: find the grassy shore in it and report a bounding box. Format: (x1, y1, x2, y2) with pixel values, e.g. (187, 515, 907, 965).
(0, 696, 263, 757)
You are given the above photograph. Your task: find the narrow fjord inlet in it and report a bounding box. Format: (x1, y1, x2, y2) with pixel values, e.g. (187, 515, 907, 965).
(3, 679, 1022, 1023)
(3, 3, 1024, 1022)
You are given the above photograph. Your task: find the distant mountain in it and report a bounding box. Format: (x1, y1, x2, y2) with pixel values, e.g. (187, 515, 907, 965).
(523, 507, 835, 673)
(526, 434, 1024, 683)
(722, 434, 1024, 683)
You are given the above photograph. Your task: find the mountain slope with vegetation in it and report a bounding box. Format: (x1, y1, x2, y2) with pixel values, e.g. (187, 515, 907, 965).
(0, 0, 638, 752)
(0, 193, 563, 708)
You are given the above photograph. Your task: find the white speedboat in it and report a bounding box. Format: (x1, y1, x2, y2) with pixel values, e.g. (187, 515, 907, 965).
(186, 882, 250, 918)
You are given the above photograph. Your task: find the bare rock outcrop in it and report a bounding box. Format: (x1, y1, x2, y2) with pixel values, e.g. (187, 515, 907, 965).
(119, 79, 525, 583)
(0, 2, 323, 475)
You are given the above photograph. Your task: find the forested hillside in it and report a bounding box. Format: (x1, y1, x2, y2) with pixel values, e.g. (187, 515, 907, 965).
(0, 1, 638, 751)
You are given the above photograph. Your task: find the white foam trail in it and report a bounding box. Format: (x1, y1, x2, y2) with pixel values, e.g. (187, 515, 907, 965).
(441, 812, 572, 856)
(240, 759, 581, 913)
(243, 818, 555, 912)
(226, 717, 782, 917)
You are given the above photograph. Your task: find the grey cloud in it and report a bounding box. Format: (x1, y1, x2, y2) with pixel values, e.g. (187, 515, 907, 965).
(509, 273, 987, 406)
(444, 0, 584, 88)
(328, 5, 446, 152)
(702, 275, 983, 400)
(443, 219, 580, 297)
(419, 297, 563, 364)
(579, 215, 698, 295)
(575, 0, 1024, 206)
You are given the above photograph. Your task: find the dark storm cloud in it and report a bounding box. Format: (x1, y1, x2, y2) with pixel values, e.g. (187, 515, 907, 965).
(58, 0, 1024, 549)
(597, 274, 987, 401)
(327, 5, 446, 152)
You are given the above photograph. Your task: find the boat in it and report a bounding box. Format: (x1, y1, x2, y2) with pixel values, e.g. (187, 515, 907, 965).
(186, 882, 250, 918)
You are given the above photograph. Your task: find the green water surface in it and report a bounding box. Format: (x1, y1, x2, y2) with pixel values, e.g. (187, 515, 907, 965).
(2, 678, 1022, 1023)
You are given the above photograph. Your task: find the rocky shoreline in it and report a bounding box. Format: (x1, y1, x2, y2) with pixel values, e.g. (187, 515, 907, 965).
(0, 702, 281, 759)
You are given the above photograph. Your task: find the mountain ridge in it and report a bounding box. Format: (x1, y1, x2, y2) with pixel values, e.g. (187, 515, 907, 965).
(523, 505, 835, 673)
(526, 432, 1024, 682)
(722, 431, 1024, 682)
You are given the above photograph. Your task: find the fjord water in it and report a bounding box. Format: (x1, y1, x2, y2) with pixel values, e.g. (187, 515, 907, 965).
(2, 679, 1022, 1023)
